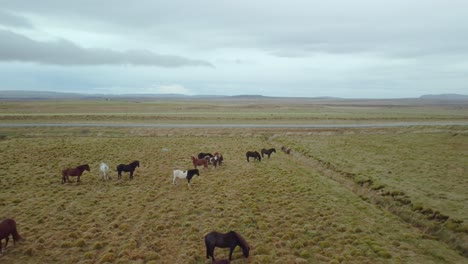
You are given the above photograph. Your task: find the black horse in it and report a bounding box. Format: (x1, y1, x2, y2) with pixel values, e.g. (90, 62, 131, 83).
(261, 148, 276, 158)
(117, 160, 140, 179)
(205, 231, 250, 261)
(198, 152, 214, 160)
(246, 151, 261, 162)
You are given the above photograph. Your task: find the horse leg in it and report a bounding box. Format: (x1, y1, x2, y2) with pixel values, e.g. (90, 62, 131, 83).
(4, 236, 8, 251)
(229, 245, 236, 260)
(207, 245, 215, 261)
(130, 171, 134, 179)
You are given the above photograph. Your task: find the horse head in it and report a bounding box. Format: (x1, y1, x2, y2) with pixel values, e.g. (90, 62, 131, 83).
(83, 164, 90, 171)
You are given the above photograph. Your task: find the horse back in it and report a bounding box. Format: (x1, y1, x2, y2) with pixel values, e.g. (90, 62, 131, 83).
(205, 231, 238, 248)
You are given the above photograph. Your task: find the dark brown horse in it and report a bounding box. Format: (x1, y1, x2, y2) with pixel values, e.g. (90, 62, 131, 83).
(205, 231, 250, 261)
(191, 156, 208, 169)
(246, 151, 261, 162)
(261, 148, 276, 158)
(117, 160, 140, 179)
(0, 219, 23, 253)
(62, 164, 90, 184)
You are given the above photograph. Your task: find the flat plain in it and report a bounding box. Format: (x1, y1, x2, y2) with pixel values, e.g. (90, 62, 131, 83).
(0, 99, 467, 263)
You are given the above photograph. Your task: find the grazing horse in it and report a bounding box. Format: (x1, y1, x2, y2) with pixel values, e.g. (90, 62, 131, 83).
(172, 169, 200, 187)
(205, 231, 250, 261)
(281, 146, 291, 154)
(117, 160, 140, 179)
(191, 156, 209, 169)
(99, 162, 110, 180)
(261, 148, 276, 158)
(246, 151, 261, 162)
(198, 152, 214, 160)
(0, 219, 23, 253)
(62, 164, 90, 184)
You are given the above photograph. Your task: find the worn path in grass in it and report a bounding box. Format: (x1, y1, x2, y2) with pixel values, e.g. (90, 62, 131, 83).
(0, 131, 466, 263)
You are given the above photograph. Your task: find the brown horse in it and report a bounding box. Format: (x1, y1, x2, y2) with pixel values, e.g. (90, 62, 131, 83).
(0, 219, 23, 253)
(62, 164, 90, 184)
(191, 156, 208, 169)
(205, 231, 250, 261)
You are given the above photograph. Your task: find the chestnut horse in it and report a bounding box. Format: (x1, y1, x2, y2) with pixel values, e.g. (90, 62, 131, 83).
(205, 231, 250, 261)
(191, 156, 208, 169)
(0, 219, 23, 253)
(62, 164, 90, 184)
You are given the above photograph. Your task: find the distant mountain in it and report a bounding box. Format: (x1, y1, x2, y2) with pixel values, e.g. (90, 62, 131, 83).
(420, 94, 468, 100)
(0, 90, 225, 100)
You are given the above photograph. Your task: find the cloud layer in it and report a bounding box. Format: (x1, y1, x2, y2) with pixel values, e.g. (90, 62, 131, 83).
(0, 1, 467, 97)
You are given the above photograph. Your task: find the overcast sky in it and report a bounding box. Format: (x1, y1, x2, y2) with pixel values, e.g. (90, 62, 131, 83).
(0, 1, 467, 98)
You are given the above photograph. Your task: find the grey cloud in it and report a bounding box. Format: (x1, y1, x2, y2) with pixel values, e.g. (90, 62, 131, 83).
(0, 30, 213, 67)
(0, 9, 33, 28)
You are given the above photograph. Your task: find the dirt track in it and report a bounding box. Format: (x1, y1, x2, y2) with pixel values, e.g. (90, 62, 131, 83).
(0, 121, 467, 128)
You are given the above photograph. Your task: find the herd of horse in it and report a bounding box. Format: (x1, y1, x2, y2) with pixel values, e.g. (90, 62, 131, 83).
(2, 146, 293, 261)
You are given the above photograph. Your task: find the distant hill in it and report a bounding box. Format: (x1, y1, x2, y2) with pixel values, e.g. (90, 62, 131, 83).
(1, 90, 467, 106)
(420, 94, 468, 100)
(0, 90, 225, 100)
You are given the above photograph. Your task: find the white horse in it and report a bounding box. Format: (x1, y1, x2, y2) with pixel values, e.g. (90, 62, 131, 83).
(99, 162, 110, 180)
(172, 169, 200, 187)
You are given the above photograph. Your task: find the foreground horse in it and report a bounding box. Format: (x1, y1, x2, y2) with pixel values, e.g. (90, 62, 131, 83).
(172, 169, 200, 187)
(191, 156, 208, 169)
(99, 162, 110, 180)
(117, 160, 140, 179)
(246, 151, 261, 162)
(0, 219, 23, 253)
(261, 148, 276, 158)
(62, 164, 90, 184)
(205, 231, 250, 261)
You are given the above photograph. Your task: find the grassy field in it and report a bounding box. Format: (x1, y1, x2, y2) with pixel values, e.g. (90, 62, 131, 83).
(0, 99, 467, 124)
(0, 126, 467, 263)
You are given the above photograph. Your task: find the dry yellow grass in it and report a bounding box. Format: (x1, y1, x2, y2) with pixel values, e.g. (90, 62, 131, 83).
(0, 127, 466, 263)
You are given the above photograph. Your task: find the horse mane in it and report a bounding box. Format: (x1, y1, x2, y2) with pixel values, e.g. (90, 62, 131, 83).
(77, 164, 89, 170)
